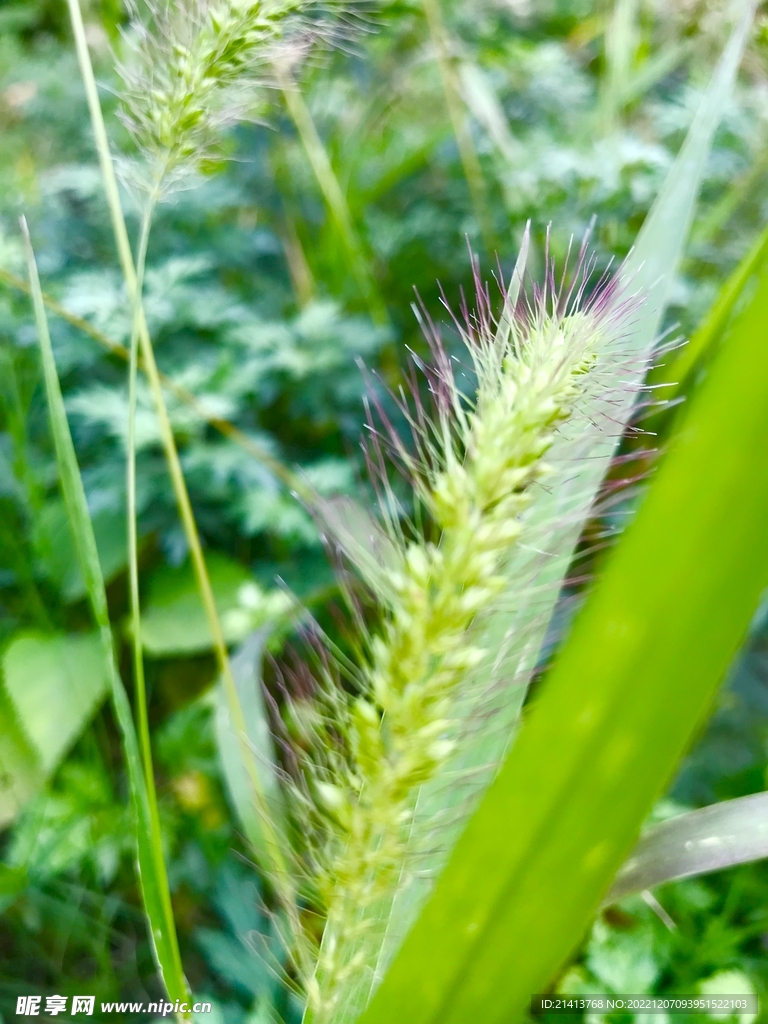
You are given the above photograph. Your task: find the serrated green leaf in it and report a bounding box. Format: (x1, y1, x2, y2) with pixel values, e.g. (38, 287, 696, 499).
(587, 921, 660, 994)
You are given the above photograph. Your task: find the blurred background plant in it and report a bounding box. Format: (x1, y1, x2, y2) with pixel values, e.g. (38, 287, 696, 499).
(1, 0, 768, 1021)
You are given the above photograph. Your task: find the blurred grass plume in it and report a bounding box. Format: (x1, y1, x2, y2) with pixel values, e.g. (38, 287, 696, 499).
(117, 0, 345, 191)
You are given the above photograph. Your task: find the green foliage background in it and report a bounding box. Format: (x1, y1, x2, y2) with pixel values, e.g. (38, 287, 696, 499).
(0, 0, 767, 1020)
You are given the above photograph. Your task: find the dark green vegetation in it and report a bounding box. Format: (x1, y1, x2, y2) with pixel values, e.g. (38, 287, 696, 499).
(1, 0, 768, 1021)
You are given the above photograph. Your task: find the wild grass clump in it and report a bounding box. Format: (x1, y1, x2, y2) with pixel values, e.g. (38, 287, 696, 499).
(272, 240, 639, 1021)
(10, 0, 766, 1018)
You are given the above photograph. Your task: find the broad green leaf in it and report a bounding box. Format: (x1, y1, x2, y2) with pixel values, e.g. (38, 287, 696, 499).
(351, 6, 758, 1014)
(605, 792, 768, 903)
(359, 225, 768, 1024)
(23, 222, 190, 1009)
(0, 686, 43, 828)
(139, 553, 291, 657)
(215, 628, 286, 858)
(34, 499, 128, 602)
(3, 632, 108, 774)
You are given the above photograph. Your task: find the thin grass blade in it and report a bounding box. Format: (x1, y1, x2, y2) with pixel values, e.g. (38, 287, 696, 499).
(602, 0, 640, 128)
(459, 62, 520, 166)
(215, 629, 286, 854)
(618, 0, 757, 341)
(276, 66, 390, 327)
(21, 221, 190, 1013)
(605, 792, 768, 903)
(662, 222, 768, 401)
(420, 0, 496, 254)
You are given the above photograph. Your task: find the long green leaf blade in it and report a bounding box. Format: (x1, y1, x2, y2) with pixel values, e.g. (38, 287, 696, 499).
(215, 629, 287, 856)
(606, 792, 768, 903)
(22, 221, 190, 1012)
(356, 5, 758, 1010)
(359, 232, 768, 1024)
(662, 222, 768, 401)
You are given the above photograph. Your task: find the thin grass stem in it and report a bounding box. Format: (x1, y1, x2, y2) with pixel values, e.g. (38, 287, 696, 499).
(127, 192, 159, 852)
(276, 64, 390, 327)
(420, 0, 496, 255)
(67, 0, 302, 945)
(601, 0, 640, 132)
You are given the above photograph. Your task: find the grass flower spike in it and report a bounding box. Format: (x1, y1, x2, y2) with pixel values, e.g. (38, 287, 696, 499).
(118, 0, 339, 190)
(286, 235, 638, 1022)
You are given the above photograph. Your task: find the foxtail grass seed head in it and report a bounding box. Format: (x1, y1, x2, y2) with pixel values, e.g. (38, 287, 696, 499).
(275, 238, 641, 1021)
(117, 0, 344, 191)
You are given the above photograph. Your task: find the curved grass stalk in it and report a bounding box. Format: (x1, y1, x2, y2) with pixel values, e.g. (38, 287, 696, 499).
(66, 0, 301, 949)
